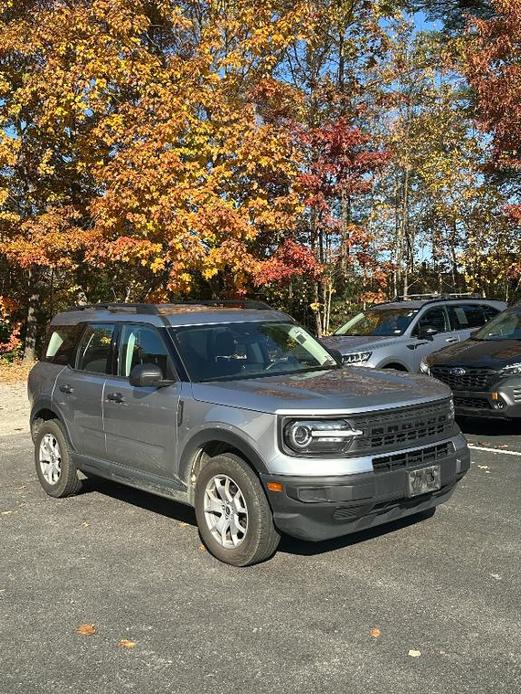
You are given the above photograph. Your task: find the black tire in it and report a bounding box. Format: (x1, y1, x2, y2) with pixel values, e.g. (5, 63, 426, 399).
(194, 453, 280, 566)
(34, 419, 82, 498)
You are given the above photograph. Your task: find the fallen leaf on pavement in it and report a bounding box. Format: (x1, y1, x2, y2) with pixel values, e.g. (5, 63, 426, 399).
(76, 623, 96, 636)
(81, 522, 89, 527)
(490, 573, 502, 581)
(370, 628, 381, 638)
(408, 649, 421, 657)
(118, 639, 136, 649)
(477, 465, 489, 470)
(178, 522, 189, 527)
(198, 544, 206, 551)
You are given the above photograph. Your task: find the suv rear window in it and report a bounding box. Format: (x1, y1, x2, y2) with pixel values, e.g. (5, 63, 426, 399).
(44, 325, 83, 366)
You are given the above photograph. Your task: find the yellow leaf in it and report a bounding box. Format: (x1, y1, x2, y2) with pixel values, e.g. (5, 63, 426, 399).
(118, 639, 136, 649)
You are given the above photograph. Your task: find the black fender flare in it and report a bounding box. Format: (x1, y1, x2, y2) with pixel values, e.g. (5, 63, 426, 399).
(178, 428, 269, 487)
(30, 396, 75, 448)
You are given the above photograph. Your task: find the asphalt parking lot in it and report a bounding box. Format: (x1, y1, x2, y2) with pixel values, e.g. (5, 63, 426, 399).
(1, 422, 520, 694)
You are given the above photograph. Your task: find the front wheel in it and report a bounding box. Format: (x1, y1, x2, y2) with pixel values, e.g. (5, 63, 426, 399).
(194, 453, 280, 566)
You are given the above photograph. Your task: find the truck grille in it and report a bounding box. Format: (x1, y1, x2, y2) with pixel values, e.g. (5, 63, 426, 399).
(454, 396, 491, 410)
(348, 399, 453, 456)
(373, 441, 454, 473)
(431, 366, 498, 391)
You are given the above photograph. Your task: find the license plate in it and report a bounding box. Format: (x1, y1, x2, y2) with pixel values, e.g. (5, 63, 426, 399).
(408, 465, 441, 497)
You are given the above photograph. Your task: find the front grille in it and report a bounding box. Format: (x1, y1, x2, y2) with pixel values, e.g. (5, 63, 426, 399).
(373, 441, 454, 473)
(431, 366, 498, 391)
(348, 399, 453, 455)
(454, 396, 491, 410)
(513, 388, 521, 403)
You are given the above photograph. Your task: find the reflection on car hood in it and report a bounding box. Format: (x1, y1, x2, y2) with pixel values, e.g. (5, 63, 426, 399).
(429, 339, 521, 370)
(191, 367, 450, 414)
(321, 335, 404, 354)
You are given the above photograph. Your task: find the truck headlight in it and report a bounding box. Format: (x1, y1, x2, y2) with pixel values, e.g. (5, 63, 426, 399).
(500, 363, 521, 376)
(419, 360, 431, 375)
(282, 418, 364, 455)
(342, 351, 372, 365)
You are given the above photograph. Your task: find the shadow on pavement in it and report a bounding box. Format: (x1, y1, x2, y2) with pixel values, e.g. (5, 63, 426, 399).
(83, 474, 434, 559)
(82, 475, 197, 526)
(457, 416, 520, 437)
(278, 510, 434, 557)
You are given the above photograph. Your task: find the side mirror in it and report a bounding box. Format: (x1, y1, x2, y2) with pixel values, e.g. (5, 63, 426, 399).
(327, 348, 344, 366)
(417, 326, 438, 341)
(129, 363, 166, 388)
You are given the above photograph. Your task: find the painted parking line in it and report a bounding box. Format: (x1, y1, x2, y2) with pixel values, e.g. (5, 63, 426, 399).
(468, 444, 521, 457)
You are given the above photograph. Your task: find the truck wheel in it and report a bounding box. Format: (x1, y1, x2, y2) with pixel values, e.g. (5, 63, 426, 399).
(34, 419, 82, 498)
(195, 453, 280, 566)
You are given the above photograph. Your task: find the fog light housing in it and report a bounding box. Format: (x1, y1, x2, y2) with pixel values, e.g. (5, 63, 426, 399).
(298, 487, 329, 503)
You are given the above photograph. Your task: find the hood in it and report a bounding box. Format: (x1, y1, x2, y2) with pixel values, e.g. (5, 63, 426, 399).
(321, 335, 403, 355)
(429, 338, 521, 370)
(191, 367, 450, 414)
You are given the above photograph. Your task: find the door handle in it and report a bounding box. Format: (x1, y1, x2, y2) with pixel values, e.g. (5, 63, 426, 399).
(445, 337, 458, 343)
(106, 392, 125, 403)
(59, 384, 74, 394)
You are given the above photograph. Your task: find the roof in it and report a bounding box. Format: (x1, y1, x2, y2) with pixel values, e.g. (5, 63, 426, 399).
(51, 302, 293, 328)
(372, 297, 506, 311)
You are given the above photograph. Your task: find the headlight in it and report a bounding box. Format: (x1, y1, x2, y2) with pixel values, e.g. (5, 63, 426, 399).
(419, 360, 431, 375)
(500, 363, 521, 376)
(342, 351, 372, 365)
(282, 418, 364, 455)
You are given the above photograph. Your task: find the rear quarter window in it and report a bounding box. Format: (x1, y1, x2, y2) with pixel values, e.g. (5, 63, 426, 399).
(44, 325, 83, 366)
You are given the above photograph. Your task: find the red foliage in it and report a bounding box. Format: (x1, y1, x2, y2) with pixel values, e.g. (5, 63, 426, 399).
(466, 1, 521, 171)
(297, 117, 389, 212)
(254, 239, 322, 286)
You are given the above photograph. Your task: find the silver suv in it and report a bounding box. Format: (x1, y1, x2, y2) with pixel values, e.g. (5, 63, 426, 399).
(28, 302, 470, 566)
(322, 296, 506, 372)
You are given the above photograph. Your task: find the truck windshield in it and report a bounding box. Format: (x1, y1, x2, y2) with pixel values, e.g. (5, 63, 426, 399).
(474, 308, 521, 341)
(172, 321, 338, 382)
(334, 308, 419, 337)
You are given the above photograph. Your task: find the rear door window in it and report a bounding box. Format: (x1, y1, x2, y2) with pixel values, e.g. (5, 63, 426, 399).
(76, 324, 116, 374)
(44, 325, 83, 366)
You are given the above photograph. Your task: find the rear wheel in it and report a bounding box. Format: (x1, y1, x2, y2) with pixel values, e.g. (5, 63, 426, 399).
(194, 453, 280, 566)
(34, 419, 82, 498)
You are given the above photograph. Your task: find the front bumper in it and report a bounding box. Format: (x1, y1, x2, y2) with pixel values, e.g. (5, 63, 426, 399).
(453, 385, 521, 419)
(261, 438, 470, 542)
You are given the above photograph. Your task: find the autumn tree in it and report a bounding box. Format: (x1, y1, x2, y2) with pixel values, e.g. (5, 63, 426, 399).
(0, 0, 308, 355)
(464, 0, 521, 290)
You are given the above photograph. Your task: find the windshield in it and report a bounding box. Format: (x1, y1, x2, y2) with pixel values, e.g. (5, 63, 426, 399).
(334, 307, 419, 337)
(172, 321, 337, 382)
(474, 308, 521, 341)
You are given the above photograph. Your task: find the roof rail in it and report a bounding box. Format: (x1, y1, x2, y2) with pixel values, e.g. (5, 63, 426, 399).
(64, 299, 272, 313)
(180, 299, 273, 310)
(66, 303, 160, 314)
(393, 292, 483, 301)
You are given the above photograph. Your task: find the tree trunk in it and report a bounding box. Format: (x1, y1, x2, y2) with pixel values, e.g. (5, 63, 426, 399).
(23, 274, 39, 363)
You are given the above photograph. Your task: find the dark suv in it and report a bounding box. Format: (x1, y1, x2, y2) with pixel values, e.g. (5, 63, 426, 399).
(28, 302, 470, 566)
(421, 302, 521, 419)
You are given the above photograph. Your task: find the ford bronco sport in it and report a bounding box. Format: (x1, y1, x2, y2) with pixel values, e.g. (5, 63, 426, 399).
(28, 302, 470, 566)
